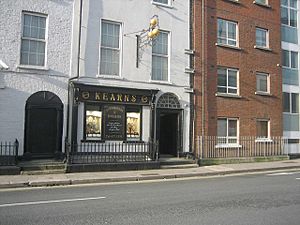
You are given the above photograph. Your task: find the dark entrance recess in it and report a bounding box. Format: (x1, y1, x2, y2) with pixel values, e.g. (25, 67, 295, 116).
(24, 91, 63, 159)
(158, 112, 180, 156)
(156, 93, 182, 157)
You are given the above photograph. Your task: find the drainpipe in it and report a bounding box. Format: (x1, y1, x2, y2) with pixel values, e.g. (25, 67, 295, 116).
(201, 0, 205, 159)
(66, 0, 83, 149)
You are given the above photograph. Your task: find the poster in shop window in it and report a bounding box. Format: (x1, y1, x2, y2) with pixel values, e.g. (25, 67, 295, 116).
(103, 105, 125, 140)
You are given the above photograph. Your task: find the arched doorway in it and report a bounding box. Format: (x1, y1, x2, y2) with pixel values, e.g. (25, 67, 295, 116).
(156, 93, 182, 157)
(24, 91, 63, 158)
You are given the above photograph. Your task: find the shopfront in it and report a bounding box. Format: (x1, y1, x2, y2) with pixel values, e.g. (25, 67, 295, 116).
(72, 83, 158, 144)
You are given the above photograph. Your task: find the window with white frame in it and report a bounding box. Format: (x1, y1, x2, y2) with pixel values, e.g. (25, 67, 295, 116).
(281, 0, 297, 27)
(152, 31, 169, 81)
(20, 12, 47, 66)
(217, 118, 238, 144)
(282, 50, 298, 69)
(256, 72, 270, 93)
(217, 67, 238, 94)
(99, 20, 121, 76)
(217, 19, 238, 47)
(283, 92, 299, 113)
(256, 119, 270, 139)
(256, 27, 269, 48)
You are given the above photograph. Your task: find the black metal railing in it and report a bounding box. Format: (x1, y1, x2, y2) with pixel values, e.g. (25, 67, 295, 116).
(0, 139, 19, 166)
(66, 140, 159, 164)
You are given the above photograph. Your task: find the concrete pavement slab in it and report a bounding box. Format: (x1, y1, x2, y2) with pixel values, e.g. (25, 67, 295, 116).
(0, 159, 299, 189)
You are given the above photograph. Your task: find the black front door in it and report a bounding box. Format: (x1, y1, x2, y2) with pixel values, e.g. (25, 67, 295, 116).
(27, 108, 57, 156)
(158, 112, 179, 156)
(24, 91, 63, 158)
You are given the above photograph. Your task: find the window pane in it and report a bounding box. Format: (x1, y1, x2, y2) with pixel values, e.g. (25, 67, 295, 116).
(290, 9, 297, 27)
(217, 19, 227, 40)
(228, 70, 237, 87)
(86, 106, 102, 139)
(256, 73, 268, 92)
(281, 0, 288, 6)
(227, 22, 236, 40)
(290, 0, 297, 8)
(281, 7, 289, 25)
(217, 119, 227, 137)
(217, 68, 227, 87)
(292, 93, 299, 113)
(20, 52, 29, 65)
(127, 111, 141, 140)
(257, 121, 268, 138)
(152, 55, 168, 81)
(256, 28, 267, 47)
(153, 0, 168, 4)
(283, 92, 291, 112)
(291, 51, 298, 68)
(100, 48, 119, 75)
(153, 32, 168, 55)
(101, 21, 120, 48)
(228, 120, 237, 137)
(282, 50, 290, 67)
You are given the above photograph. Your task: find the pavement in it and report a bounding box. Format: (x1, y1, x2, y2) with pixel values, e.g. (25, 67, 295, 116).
(0, 159, 300, 189)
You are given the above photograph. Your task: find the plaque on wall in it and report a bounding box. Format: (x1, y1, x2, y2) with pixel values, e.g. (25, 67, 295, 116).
(103, 105, 125, 140)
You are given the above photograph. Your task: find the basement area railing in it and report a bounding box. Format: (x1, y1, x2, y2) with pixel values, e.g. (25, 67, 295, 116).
(66, 140, 159, 164)
(195, 136, 287, 159)
(0, 139, 19, 166)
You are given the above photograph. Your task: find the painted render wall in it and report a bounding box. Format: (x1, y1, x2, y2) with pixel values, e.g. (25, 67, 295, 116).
(74, 0, 191, 151)
(0, 0, 74, 154)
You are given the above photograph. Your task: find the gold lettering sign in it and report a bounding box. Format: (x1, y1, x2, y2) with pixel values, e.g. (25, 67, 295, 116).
(131, 95, 137, 103)
(95, 92, 101, 100)
(141, 96, 148, 103)
(79, 90, 151, 105)
(82, 92, 90, 99)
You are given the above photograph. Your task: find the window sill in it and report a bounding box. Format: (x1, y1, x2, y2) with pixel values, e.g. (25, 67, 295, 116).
(255, 138, 273, 143)
(215, 144, 242, 148)
(224, 0, 240, 4)
(151, 1, 173, 9)
(253, 1, 271, 8)
(149, 80, 172, 85)
(215, 43, 241, 51)
(215, 93, 242, 98)
(97, 74, 124, 80)
(17, 64, 49, 71)
(255, 91, 272, 96)
(254, 46, 272, 52)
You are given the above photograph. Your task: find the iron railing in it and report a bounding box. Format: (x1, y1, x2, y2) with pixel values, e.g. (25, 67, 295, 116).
(195, 136, 287, 159)
(0, 139, 19, 166)
(66, 140, 159, 164)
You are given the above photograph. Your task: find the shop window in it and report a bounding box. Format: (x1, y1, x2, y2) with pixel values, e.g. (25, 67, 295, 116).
(85, 105, 102, 140)
(126, 107, 141, 141)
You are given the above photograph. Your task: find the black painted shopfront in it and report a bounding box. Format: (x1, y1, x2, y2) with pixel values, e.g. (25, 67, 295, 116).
(71, 83, 158, 144)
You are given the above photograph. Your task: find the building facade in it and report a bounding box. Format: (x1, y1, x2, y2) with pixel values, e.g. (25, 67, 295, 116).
(281, 0, 300, 155)
(68, 0, 192, 157)
(193, 0, 283, 148)
(0, 0, 74, 158)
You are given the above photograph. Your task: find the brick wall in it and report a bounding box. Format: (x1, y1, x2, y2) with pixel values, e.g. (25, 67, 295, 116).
(194, 0, 282, 137)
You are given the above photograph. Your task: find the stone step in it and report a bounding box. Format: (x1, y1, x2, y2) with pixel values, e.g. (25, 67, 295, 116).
(159, 158, 197, 166)
(160, 164, 199, 169)
(20, 169, 66, 175)
(18, 159, 66, 173)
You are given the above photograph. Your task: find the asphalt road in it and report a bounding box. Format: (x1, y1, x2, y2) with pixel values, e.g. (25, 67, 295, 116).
(0, 171, 300, 225)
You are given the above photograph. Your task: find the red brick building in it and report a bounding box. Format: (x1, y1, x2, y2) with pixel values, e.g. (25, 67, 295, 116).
(193, 0, 282, 145)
